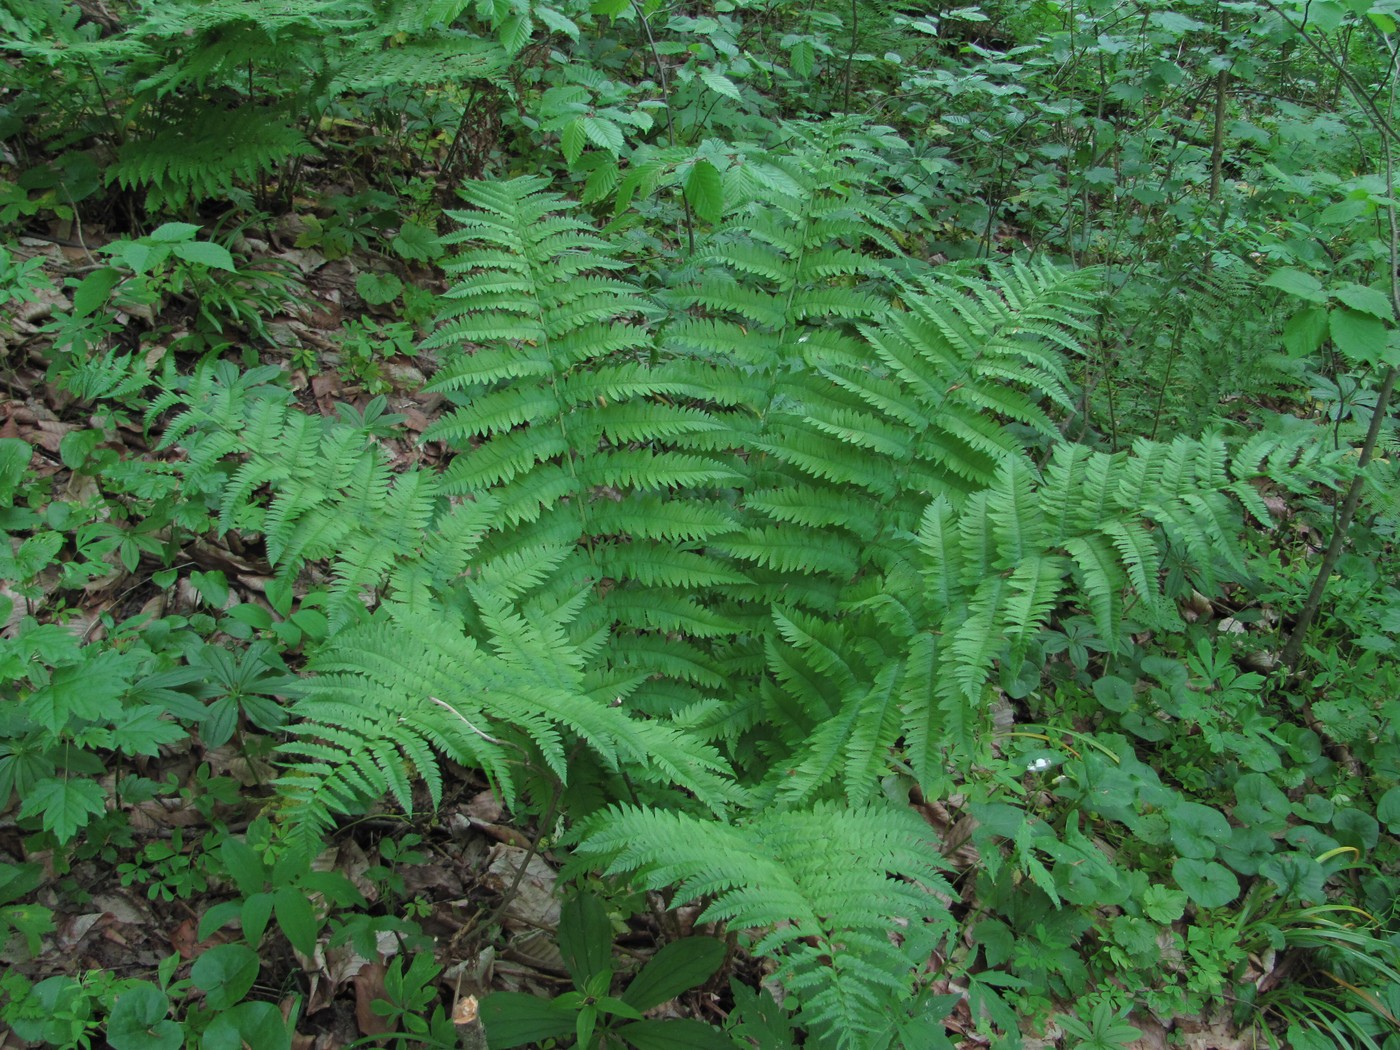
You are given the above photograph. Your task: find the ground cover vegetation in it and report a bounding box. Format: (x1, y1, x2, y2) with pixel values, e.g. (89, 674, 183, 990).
(1, 0, 1399, 1046)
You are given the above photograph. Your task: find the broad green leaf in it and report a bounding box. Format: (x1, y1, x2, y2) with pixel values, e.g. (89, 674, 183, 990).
(1329, 306, 1388, 365)
(561, 120, 587, 164)
(58, 428, 101, 469)
(0, 862, 43, 906)
(390, 221, 442, 262)
(684, 159, 724, 224)
(290, 608, 328, 640)
(622, 937, 725, 1010)
(1332, 282, 1394, 321)
(191, 943, 260, 1010)
(1318, 197, 1370, 225)
(1286, 1023, 1337, 1050)
(118, 241, 161, 274)
(536, 5, 580, 39)
(617, 1018, 734, 1050)
(107, 984, 181, 1050)
(228, 603, 274, 630)
(172, 240, 236, 271)
(598, 995, 644, 1021)
(1378, 786, 1400, 831)
(33, 648, 140, 728)
(201, 1001, 291, 1050)
(1140, 884, 1187, 922)
(558, 890, 613, 989)
(1171, 858, 1239, 908)
(356, 271, 403, 305)
(1332, 807, 1379, 851)
(498, 14, 531, 53)
(274, 886, 319, 955)
(1262, 268, 1325, 303)
(222, 838, 267, 896)
(264, 579, 294, 617)
(201, 696, 238, 749)
(790, 40, 814, 78)
(1167, 799, 1231, 859)
(242, 891, 274, 945)
(700, 70, 741, 101)
(109, 706, 185, 757)
(579, 116, 625, 156)
(0, 437, 30, 502)
(593, 0, 629, 16)
(71, 267, 122, 317)
(146, 222, 202, 243)
(478, 992, 577, 1048)
(0, 739, 53, 804)
(1305, 0, 1345, 31)
(1148, 11, 1207, 31)
(1092, 675, 1133, 713)
(18, 778, 107, 844)
(577, 1003, 598, 1048)
(197, 900, 243, 942)
(1259, 852, 1327, 903)
(190, 570, 230, 608)
(582, 156, 620, 203)
(1282, 305, 1328, 358)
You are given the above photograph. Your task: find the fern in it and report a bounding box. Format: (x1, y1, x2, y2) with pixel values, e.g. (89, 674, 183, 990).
(126, 151, 1351, 1050)
(700, 251, 1099, 802)
(1099, 258, 1299, 437)
(906, 433, 1348, 775)
(574, 801, 955, 1050)
(109, 105, 314, 211)
(277, 589, 742, 850)
(423, 177, 746, 714)
(152, 363, 454, 628)
(14, 0, 507, 213)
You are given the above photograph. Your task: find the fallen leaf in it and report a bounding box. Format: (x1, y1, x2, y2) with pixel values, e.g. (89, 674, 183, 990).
(352, 960, 392, 1037)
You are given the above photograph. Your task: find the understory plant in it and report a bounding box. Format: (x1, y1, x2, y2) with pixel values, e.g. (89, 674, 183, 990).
(4, 0, 1400, 1047)
(131, 163, 1380, 1047)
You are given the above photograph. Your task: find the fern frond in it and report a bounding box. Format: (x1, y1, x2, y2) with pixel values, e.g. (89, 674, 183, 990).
(110, 105, 312, 208)
(331, 36, 505, 92)
(278, 593, 741, 846)
(575, 801, 955, 1050)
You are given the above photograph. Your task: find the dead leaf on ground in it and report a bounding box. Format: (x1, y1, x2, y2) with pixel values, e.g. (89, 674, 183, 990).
(352, 960, 393, 1037)
(483, 843, 559, 931)
(1123, 1012, 1172, 1050)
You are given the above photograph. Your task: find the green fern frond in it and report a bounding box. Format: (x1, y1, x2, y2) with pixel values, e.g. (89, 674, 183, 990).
(278, 592, 742, 846)
(909, 426, 1348, 737)
(110, 106, 312, 209)
(331, 36, 505, 92)
(574, 801, 955, 1050)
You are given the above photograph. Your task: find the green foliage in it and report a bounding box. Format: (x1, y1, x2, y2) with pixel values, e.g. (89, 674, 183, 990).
(85, 165, 1367, 1047)
(1057, 996, 1143, 1050)
(576, 803, 955, 1049)
(276, 590, 741, 851)
(3, 0, 509, 216)
(482, 890, 728, 1049)
(8, 1, 1400, 1048)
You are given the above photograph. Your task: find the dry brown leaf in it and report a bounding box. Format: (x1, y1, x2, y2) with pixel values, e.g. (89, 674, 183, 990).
(1123, 1012, 1172, 1050)
(352, 961, 393, 1037)
(482, 844, 559, 931)
(55, 912, 106, 953)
